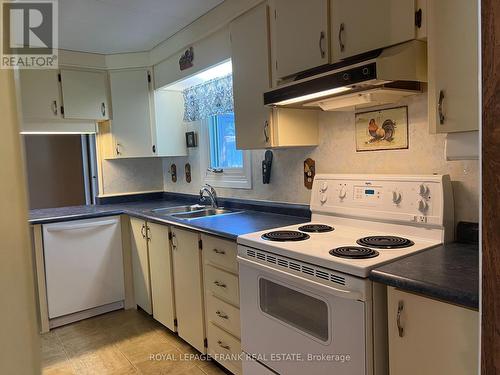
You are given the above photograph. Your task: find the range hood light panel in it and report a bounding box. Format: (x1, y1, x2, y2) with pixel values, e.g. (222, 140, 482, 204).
(274, 86, 351, 106)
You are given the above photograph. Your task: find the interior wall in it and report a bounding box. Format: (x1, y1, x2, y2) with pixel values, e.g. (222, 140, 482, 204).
(162, 93, 479, 224)
(24, 135, 86, 209)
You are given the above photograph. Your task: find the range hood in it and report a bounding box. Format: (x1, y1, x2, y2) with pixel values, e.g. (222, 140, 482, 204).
(264, 40, 427, 111)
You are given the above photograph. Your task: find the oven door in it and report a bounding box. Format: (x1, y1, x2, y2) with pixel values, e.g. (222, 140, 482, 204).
(238, 255, 367, 375)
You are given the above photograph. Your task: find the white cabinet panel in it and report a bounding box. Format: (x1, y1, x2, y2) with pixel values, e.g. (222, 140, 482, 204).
(331, 0, 416, 61)
(109, 69, 154, 158)
(171, 227, 205, 353)
(153, 90, 187, 157)
(230, 3, 272, 150)
(130, 217, 152, 314)
(60, 69, 109, 120)
(387, 287, 479, 375)
(18, 69, 61, 120)
(428, 0, 479, 133)
(271, 0, 329, 79)
(148, 222, 176, 331)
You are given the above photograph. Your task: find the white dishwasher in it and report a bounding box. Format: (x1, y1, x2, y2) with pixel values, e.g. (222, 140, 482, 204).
(43, 216, 125, 327)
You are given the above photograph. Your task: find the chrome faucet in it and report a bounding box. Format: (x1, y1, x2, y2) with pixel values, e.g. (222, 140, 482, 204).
(199, 184, 218, 208)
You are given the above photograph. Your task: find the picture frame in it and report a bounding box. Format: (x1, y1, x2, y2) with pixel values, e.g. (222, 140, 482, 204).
(185, 131, 197, 148)
(355, 106, 409, 152)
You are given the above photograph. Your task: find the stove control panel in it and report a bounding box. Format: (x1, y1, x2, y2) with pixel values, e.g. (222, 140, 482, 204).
(311, 174, 453, 228)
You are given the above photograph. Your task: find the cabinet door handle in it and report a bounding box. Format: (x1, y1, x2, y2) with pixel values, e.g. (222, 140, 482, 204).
(438, 90, 445, 124)
(216, 310, 229, 319)
(52, 100, 58, 115)
(397, 300, 404, 337)
(101, 102, 106, 117)
(171, 233, 178, 249)
(146, 225, 151, 241)
(217, 340, 230, 350)
(214, 280, 227, 288)
(319, 31, 326, 58)
(140, 224, 146, 239)
(213, 248, 226, 255)
(264, 120, 270, 143)
(338, 23, 345, 52)
(116, 143, 121, 156)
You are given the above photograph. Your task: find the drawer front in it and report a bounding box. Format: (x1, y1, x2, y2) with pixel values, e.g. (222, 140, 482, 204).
(202, 235, 238, 273)
(205, 265, 239, 306)
(207, 294, 241, 338)
(208, 322, 242, 374)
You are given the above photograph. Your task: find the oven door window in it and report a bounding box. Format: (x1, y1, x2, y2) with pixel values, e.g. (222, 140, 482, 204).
(259, 278, 329, 342)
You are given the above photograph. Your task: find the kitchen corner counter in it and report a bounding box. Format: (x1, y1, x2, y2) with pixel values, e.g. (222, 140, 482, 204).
(370, 242, 479, 309)
(28, 199, 309, 241)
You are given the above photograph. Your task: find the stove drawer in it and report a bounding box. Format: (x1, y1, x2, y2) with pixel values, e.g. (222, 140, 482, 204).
(202, 235, 238, 273)
(205, 265, 239, 306)
(207, 322, 242, 375)
(206, 294, 241, 338)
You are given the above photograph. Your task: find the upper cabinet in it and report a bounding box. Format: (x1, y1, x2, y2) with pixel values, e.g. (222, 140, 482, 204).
(230, 3, 319, 150)
(154, 90, 187, 157)
(270, 0, 329, 81)
(330, 0, 418, 62)
(109, 69, 155, 158)
(428, 0, 479, 133)
(18, 70, 62, 121)
(59, 69, 109, 121)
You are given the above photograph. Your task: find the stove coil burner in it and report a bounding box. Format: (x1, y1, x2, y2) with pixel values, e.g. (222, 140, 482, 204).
(356, 236, 415, 249)
(329, 246, 379, 259)
(261, 230, 310, 242)
(298, 224, 334, 233)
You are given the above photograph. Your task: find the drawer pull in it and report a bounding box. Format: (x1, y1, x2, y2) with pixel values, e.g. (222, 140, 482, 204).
(214, 281, 227, 288)
(217, 340, 230, 350)
(216, 310, 229, 319)
(213, 248, 226, 255)
(397, 300, 405, 337)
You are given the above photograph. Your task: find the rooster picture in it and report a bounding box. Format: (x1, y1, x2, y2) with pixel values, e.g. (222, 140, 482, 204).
(367, 118, 396, 143)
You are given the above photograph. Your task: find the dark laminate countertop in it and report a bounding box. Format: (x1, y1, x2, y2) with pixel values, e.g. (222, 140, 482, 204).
(29, 198, 309, 240)
(370, 242, 479, 309)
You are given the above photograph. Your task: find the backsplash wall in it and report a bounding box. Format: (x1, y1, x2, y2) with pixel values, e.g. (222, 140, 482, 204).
(162, 94, 479, 223)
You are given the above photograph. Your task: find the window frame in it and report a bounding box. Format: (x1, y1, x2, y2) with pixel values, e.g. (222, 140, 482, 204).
(200, 114, 252, 189)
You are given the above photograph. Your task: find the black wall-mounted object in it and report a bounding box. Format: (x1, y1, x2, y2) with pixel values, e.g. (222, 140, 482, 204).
(304, 158, 315, 190)
(262, 150, 273, 184)
(186, 131, 197, 148)
(170, 164, 177, 183)
(185, 163, 192, 183)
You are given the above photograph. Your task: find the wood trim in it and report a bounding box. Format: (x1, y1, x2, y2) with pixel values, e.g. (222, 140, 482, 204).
(481, 0, 500, 373)
(32, 225, 50, 333)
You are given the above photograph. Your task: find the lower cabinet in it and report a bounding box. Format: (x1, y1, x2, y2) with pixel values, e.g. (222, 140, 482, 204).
(148, 222, 176, 331)
(201, 234, 242, 375)
(171, 227, 206, 353)
(387, 287, 479, 375)
(130, 217, 153, 314)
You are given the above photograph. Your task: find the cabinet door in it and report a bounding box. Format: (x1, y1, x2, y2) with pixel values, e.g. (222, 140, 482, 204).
(387, 287, 478, 375)
(271, 0, 329, 79)
(428, 0, 479, 133)
(109, 69, 155, 158)
(154, 90, 187, 157)
(18, 70, 61, 120)
(230, 3, 272, 150)
(331, 0, 416, 61)
(60, 69, 109, 120)
(148, 222, 175, 331)
(130, 218, 152, 314)
(171, 227, 205, 353)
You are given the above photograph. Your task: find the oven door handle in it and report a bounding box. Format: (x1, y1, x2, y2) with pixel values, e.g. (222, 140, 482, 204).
(238, 256, 363, 301)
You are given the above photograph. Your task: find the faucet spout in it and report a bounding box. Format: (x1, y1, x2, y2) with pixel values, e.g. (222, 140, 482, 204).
(199, 184, 218, 208)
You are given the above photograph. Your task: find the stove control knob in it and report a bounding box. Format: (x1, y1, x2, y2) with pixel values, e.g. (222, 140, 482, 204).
(320, 194, 328, 204)
(320, 182, 328, 192)
(418, 199, 429, 213)
(338, 186, 347, 200)
(419, 184, 429, 197)
(392, 191, 402, 204)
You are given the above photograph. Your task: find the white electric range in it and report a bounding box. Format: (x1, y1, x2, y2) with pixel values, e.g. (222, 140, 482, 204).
(236, 174, 454, 375)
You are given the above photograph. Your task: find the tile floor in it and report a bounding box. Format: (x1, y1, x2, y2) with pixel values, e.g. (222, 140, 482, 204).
(41, 309, 228, 375)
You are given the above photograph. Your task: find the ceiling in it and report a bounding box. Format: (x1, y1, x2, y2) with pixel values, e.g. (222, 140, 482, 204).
(58, 0, 224, 54)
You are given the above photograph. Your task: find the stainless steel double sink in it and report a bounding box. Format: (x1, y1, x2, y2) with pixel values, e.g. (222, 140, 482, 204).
(150, 204, 241, 220)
